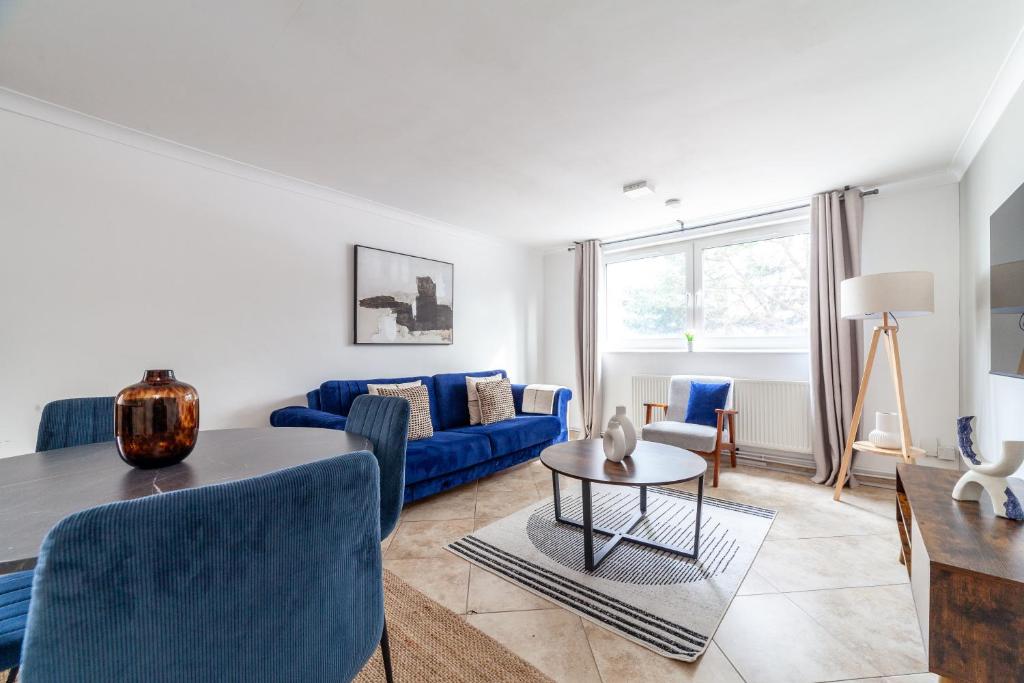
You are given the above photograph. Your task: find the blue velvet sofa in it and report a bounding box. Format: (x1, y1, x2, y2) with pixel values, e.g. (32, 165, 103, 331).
(270, 370, 572, 504)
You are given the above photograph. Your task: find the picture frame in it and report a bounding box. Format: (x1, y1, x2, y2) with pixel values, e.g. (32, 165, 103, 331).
(353, 245, 454, 345)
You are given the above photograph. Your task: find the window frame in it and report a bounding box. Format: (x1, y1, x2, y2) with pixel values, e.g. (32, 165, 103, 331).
(603, 218, 810, 352)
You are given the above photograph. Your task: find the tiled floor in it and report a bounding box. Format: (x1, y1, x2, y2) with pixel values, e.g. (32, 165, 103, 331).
(387, 460, 938, 683)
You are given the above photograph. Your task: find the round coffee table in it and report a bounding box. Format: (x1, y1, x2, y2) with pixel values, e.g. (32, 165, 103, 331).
(540, 439, 707, 571)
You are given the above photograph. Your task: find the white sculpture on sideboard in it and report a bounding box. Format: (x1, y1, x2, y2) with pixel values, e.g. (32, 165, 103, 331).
(952, 416, 1024, 521)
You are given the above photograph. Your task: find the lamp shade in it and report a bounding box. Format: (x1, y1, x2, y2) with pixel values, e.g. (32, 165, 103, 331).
(991, 259, 1024, 314)
(840, 271, 934, 320)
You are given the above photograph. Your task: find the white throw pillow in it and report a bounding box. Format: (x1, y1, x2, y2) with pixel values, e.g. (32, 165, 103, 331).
(466, 374, 503, 425)
(367, 380, 421, 396)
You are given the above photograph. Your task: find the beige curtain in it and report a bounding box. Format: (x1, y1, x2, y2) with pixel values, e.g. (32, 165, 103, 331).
(574, 240, 603, 438)
(810, 189, 863, 486)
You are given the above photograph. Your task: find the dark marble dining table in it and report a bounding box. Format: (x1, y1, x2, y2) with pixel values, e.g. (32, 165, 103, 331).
(0, 427, 372, 573)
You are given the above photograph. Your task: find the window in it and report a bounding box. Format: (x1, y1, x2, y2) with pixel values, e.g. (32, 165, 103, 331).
(606, 251, 688, 342)
(604, 221, 809, 350)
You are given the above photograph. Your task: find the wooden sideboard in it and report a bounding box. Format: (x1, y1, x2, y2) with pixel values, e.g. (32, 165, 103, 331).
(896, 464, 1024, 682)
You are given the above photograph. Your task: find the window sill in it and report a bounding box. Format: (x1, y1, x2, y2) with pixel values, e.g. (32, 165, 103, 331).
(603, 348, 809, 355)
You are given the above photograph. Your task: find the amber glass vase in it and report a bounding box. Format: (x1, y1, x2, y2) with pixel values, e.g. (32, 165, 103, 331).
(115, 370, 199, 468)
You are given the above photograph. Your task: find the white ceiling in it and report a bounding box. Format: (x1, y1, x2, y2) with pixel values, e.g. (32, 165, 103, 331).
(1, 1, 1023, 246)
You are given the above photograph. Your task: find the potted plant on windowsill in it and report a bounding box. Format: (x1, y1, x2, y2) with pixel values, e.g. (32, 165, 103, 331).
(684, 331, 695, 352)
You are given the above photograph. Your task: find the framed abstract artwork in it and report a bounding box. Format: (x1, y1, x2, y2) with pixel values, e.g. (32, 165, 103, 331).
(354, 245, 454, 344)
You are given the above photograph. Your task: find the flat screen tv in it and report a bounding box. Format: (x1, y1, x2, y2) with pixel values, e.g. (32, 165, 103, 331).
(991, 181, 1024, 378)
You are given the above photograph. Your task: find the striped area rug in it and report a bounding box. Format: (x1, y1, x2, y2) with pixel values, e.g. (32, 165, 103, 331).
(448, 484, 775, 661)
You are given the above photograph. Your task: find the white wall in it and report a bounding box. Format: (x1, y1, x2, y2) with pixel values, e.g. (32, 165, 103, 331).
(959, 81, 1024, 464)
(857, 182, 961, 473)
(0, 104, 543, 457)
(541, 250, 580, 429)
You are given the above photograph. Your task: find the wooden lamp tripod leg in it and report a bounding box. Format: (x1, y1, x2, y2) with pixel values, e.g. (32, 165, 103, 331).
(834, 325, 883, 501)
(883, 326, 914, 463)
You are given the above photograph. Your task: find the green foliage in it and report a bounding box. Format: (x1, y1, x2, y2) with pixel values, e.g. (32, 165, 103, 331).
(702, 234, 809, 337)
(607, 253, 687, 338)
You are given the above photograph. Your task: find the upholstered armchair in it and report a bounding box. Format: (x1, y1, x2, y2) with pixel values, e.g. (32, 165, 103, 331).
(641, 375, 738, 487)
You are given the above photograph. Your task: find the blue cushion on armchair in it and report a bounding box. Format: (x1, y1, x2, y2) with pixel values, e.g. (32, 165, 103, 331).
(684, 381, 730, 427)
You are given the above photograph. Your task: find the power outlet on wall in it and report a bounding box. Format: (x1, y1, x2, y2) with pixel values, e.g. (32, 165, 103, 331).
(936, 446, 957, 461)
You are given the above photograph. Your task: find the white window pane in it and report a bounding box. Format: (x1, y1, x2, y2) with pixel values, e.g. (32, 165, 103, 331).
(701, 234, 809, 338)
(606, 252, 688, 340)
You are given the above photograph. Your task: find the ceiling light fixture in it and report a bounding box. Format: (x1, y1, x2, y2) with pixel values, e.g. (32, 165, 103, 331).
(623, 180, 655, 199)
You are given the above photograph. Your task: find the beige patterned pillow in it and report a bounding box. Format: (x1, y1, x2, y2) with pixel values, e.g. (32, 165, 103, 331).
(466, 374, 502, 425)
(477, 378, 516, 425)
(376, 384, 434, 440)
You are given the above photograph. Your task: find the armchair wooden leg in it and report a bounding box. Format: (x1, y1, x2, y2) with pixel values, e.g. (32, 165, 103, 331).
(730, 445, 737, 468)
(712, 452, 720, 487)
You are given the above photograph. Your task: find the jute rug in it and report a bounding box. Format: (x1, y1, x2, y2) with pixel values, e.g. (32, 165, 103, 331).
(1, 571, 548, 683)
(355, 569, 553, 682)
(448, 484, 775, 662)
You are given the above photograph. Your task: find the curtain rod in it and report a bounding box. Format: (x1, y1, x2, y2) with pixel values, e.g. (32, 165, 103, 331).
(568, 188, 879, 251)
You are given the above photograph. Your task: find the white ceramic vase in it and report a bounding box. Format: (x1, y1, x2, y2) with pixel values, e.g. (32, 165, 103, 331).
(868, 411, 901, 449)
(603, 423, 626, 463)
(607, 406, 637, 456)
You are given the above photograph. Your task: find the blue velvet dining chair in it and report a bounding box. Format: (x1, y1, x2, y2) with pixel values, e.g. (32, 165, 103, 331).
(0, 572, 31, 682)
(18, 450, 389, 683)
(35, 396, 115, 452)
(0, 396, 119, 682)
(345, 394, 410, 538)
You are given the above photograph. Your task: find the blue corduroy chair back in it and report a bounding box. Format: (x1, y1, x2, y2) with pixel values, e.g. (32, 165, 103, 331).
(19, 451, 384, 682)
(345, 394, 410, 537)
(35, 397, 116, 452)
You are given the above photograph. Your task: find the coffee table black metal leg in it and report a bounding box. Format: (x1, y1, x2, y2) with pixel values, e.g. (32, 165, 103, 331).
(640, 485, 647, 513)
(693, 474, 704, 558)
(582, 480, 594, 571)
(551, 471, 562, 520)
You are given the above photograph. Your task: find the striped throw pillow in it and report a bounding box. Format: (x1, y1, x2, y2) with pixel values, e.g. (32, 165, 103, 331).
(376, 384, 434, 440)
(477, 378, 516, 425)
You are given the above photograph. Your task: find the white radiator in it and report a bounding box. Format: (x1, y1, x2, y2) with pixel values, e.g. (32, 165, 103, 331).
(630, 375, 813, 455)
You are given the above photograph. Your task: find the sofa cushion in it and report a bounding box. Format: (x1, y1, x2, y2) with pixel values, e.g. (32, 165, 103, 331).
(642, 420, 719, 453)
(466, 373, 503, 425)
(478, 378, 516, 425)
(449, 415, 561, 456)
(404, 431, 494, 484)
(318, 376, 439, 428)
(376, 384, 434, 441)
(433, 370, 507, 429)
(367, 380, 421, 395)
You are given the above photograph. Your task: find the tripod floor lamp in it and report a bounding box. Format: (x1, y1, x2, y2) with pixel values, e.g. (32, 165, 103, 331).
(833, 271, 934, 501)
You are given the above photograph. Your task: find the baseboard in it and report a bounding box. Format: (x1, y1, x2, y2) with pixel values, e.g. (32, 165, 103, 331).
(736, 448, 896, 489)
